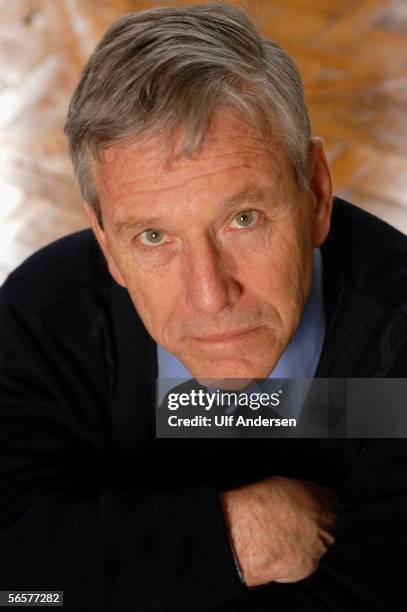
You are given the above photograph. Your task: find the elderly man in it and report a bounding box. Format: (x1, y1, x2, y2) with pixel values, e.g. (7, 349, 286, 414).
(0, 4, 406, 611)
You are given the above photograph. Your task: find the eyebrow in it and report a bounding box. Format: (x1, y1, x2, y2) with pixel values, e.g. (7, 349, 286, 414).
(112, 184, 268, 236)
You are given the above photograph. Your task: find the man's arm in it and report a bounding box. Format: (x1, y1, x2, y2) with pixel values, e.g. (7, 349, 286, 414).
(221, 476, 339, 585)
(0, 281, 339, 611)
(221, 439, 407, 611)
(0, 293, 244, 611)
(3, 287, 405, 612)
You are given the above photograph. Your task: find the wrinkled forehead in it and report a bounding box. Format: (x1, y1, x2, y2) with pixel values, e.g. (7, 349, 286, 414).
(93, 111, 293, 216)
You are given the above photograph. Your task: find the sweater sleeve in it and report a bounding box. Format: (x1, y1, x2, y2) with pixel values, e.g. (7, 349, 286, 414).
(0, 293, 244, 612)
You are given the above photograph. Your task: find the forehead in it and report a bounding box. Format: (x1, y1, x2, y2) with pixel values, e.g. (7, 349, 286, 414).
(94, 112, 291, 220)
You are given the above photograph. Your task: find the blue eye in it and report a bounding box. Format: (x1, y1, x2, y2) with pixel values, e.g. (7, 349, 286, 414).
(231, 210, 259, 228)
(139, 229, 166, 246)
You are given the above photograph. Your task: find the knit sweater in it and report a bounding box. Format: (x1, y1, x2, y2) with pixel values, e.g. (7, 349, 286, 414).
(0, 197, 406, 611)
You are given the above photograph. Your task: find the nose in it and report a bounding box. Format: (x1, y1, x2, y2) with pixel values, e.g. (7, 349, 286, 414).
(184, 234, 241, 315)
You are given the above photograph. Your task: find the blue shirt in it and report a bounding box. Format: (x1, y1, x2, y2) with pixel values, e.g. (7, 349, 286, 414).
(157, 248, 326, 417)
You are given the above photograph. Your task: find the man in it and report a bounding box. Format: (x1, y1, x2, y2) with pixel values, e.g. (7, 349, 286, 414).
(0, 4, 406, 611)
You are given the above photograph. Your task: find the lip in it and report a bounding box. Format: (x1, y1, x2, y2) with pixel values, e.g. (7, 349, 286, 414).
(193, 327, 260, 343)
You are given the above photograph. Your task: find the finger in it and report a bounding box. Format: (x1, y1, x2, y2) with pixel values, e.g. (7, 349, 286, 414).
(320, 530, 335, 548)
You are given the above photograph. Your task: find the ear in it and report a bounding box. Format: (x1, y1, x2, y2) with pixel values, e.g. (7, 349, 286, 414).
(83, 202, 127, 288)
(307, 137, 333, 248)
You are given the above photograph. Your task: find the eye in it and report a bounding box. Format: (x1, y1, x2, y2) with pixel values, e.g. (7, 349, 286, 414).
(138, 228, 166, 246)
(230, 209, 260, 229)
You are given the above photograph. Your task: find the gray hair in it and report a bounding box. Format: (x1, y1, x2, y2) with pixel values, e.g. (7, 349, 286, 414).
(64, 2, 311, 227)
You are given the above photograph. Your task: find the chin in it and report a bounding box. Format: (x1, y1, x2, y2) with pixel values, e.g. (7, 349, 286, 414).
(196, 376, 254, 391)
(194, 358, 274, 389)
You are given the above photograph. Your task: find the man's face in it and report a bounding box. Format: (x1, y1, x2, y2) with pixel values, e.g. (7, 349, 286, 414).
(88, 111, 332, 383)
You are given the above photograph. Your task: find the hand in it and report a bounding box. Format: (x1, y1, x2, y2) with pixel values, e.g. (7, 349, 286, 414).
(220, 476, 340, 586)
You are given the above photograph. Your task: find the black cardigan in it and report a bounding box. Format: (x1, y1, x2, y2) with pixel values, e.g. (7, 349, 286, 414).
(0, 197, 406, 611)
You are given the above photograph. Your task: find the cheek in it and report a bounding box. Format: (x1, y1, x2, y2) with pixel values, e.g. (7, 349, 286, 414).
(235, 227, 305, 297)
(125, 269, 182, 340)
(239, 227, 310, 334)
(276, 235, 310, 309)
(112, 245, 189, 345)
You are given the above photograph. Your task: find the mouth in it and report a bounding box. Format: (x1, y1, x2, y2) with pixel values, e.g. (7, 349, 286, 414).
(192, 326, 260, 344)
